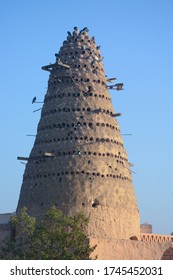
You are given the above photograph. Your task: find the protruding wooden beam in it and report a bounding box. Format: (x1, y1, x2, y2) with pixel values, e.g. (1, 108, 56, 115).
(42, 61, 70, 72)
(33, 108, 42, 113)
(112, 113, 122, 117)
(42, 63, 57, 71)
(107, 77, 117, 83)
(44, 152, 55, 157)
(17, 156, 29, 161)
(90, 108, 102, 114)
(57, 60, 70, 69)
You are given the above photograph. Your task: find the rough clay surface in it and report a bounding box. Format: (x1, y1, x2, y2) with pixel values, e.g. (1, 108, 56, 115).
(17, 27, 140, 239)
(90, 238, 173, 260)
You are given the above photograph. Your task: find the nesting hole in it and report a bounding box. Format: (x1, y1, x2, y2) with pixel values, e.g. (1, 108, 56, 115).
(92, 199, 99, 208)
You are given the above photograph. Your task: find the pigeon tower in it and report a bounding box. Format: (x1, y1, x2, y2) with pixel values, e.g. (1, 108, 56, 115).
(17, 27, 140, 239)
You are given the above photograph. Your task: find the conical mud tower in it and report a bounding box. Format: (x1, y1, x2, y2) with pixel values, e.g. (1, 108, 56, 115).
(17, 27, 140, 239)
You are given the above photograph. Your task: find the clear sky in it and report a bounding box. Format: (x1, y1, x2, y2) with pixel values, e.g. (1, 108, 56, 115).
(0, 0, 172, 235)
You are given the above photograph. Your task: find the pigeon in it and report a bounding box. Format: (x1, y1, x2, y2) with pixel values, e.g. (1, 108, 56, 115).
(32, 96, 36, 104)
(92, 36, 95, 42)
(83, 27, 89, 32)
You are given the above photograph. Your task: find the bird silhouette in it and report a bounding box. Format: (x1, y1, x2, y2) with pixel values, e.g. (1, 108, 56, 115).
(32, 97, 36, 104)
(92, 36, 95, 42)
(83, 27, 89, 32)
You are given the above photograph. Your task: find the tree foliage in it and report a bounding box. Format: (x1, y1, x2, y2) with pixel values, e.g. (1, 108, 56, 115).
(0, 206, 96, 260)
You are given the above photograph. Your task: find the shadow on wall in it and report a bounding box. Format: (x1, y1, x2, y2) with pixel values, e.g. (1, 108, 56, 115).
(161, 247, 173, 260)
(130, 236, 138, 241)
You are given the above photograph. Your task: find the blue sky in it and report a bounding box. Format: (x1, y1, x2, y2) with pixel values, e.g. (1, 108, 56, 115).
(0, 0, 172, 235)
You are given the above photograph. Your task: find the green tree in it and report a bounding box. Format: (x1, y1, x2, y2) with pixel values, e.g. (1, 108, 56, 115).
(0, 207, 36, 259)
(0, 206, 96, 260)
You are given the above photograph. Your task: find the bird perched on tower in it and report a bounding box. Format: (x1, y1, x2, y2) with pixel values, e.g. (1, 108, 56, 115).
(32, 96, 36, 104)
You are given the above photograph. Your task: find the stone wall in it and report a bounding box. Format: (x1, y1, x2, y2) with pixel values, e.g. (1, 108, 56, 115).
(140, 224, 152, 233)
(0, 223, 172, 260)
(90, 238, 173, 260)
